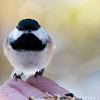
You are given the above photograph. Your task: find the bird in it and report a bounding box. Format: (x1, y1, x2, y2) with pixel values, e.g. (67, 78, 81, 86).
(3, 19, 55, 80)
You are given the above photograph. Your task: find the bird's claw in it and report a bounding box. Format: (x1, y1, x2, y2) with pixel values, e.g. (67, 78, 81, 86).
(13, 73, 23, 80)
(34, 68, 45, 78)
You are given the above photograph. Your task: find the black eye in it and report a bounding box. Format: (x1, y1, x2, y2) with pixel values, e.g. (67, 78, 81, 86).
(17, 25, 25, 31)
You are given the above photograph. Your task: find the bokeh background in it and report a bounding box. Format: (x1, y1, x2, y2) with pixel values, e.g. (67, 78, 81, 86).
(0, 0, 100, 99)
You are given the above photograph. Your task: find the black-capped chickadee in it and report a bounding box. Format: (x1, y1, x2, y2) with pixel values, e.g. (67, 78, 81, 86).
(3, 19, 55, 80)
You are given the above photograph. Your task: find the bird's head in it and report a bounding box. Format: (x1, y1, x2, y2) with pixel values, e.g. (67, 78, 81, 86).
(8, 19, 50, 51)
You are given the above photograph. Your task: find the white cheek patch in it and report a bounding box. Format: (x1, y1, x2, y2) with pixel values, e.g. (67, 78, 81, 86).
(8, 28, 23, 42)
(8, 27, 49, 44)
(32, 27, 49, 44)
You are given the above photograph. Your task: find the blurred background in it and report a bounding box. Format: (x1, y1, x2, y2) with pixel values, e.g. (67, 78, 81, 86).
(0, 0, 100, 99)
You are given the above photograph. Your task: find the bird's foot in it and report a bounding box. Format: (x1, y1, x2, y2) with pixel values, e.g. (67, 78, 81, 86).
(13, 73, 23, 80)
(34, 68, 45, 78)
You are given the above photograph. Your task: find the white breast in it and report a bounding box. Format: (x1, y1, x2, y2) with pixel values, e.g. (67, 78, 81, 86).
(3, 38, 55, 76)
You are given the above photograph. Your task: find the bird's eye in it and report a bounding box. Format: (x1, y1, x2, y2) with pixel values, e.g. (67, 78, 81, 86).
(18, 25, 24, 31)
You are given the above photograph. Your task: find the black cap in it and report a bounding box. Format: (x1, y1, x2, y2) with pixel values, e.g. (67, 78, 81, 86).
(16, 19, 40, 31)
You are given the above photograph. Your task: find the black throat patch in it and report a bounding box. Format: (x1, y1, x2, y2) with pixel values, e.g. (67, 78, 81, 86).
(10, 33, 46, 51)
